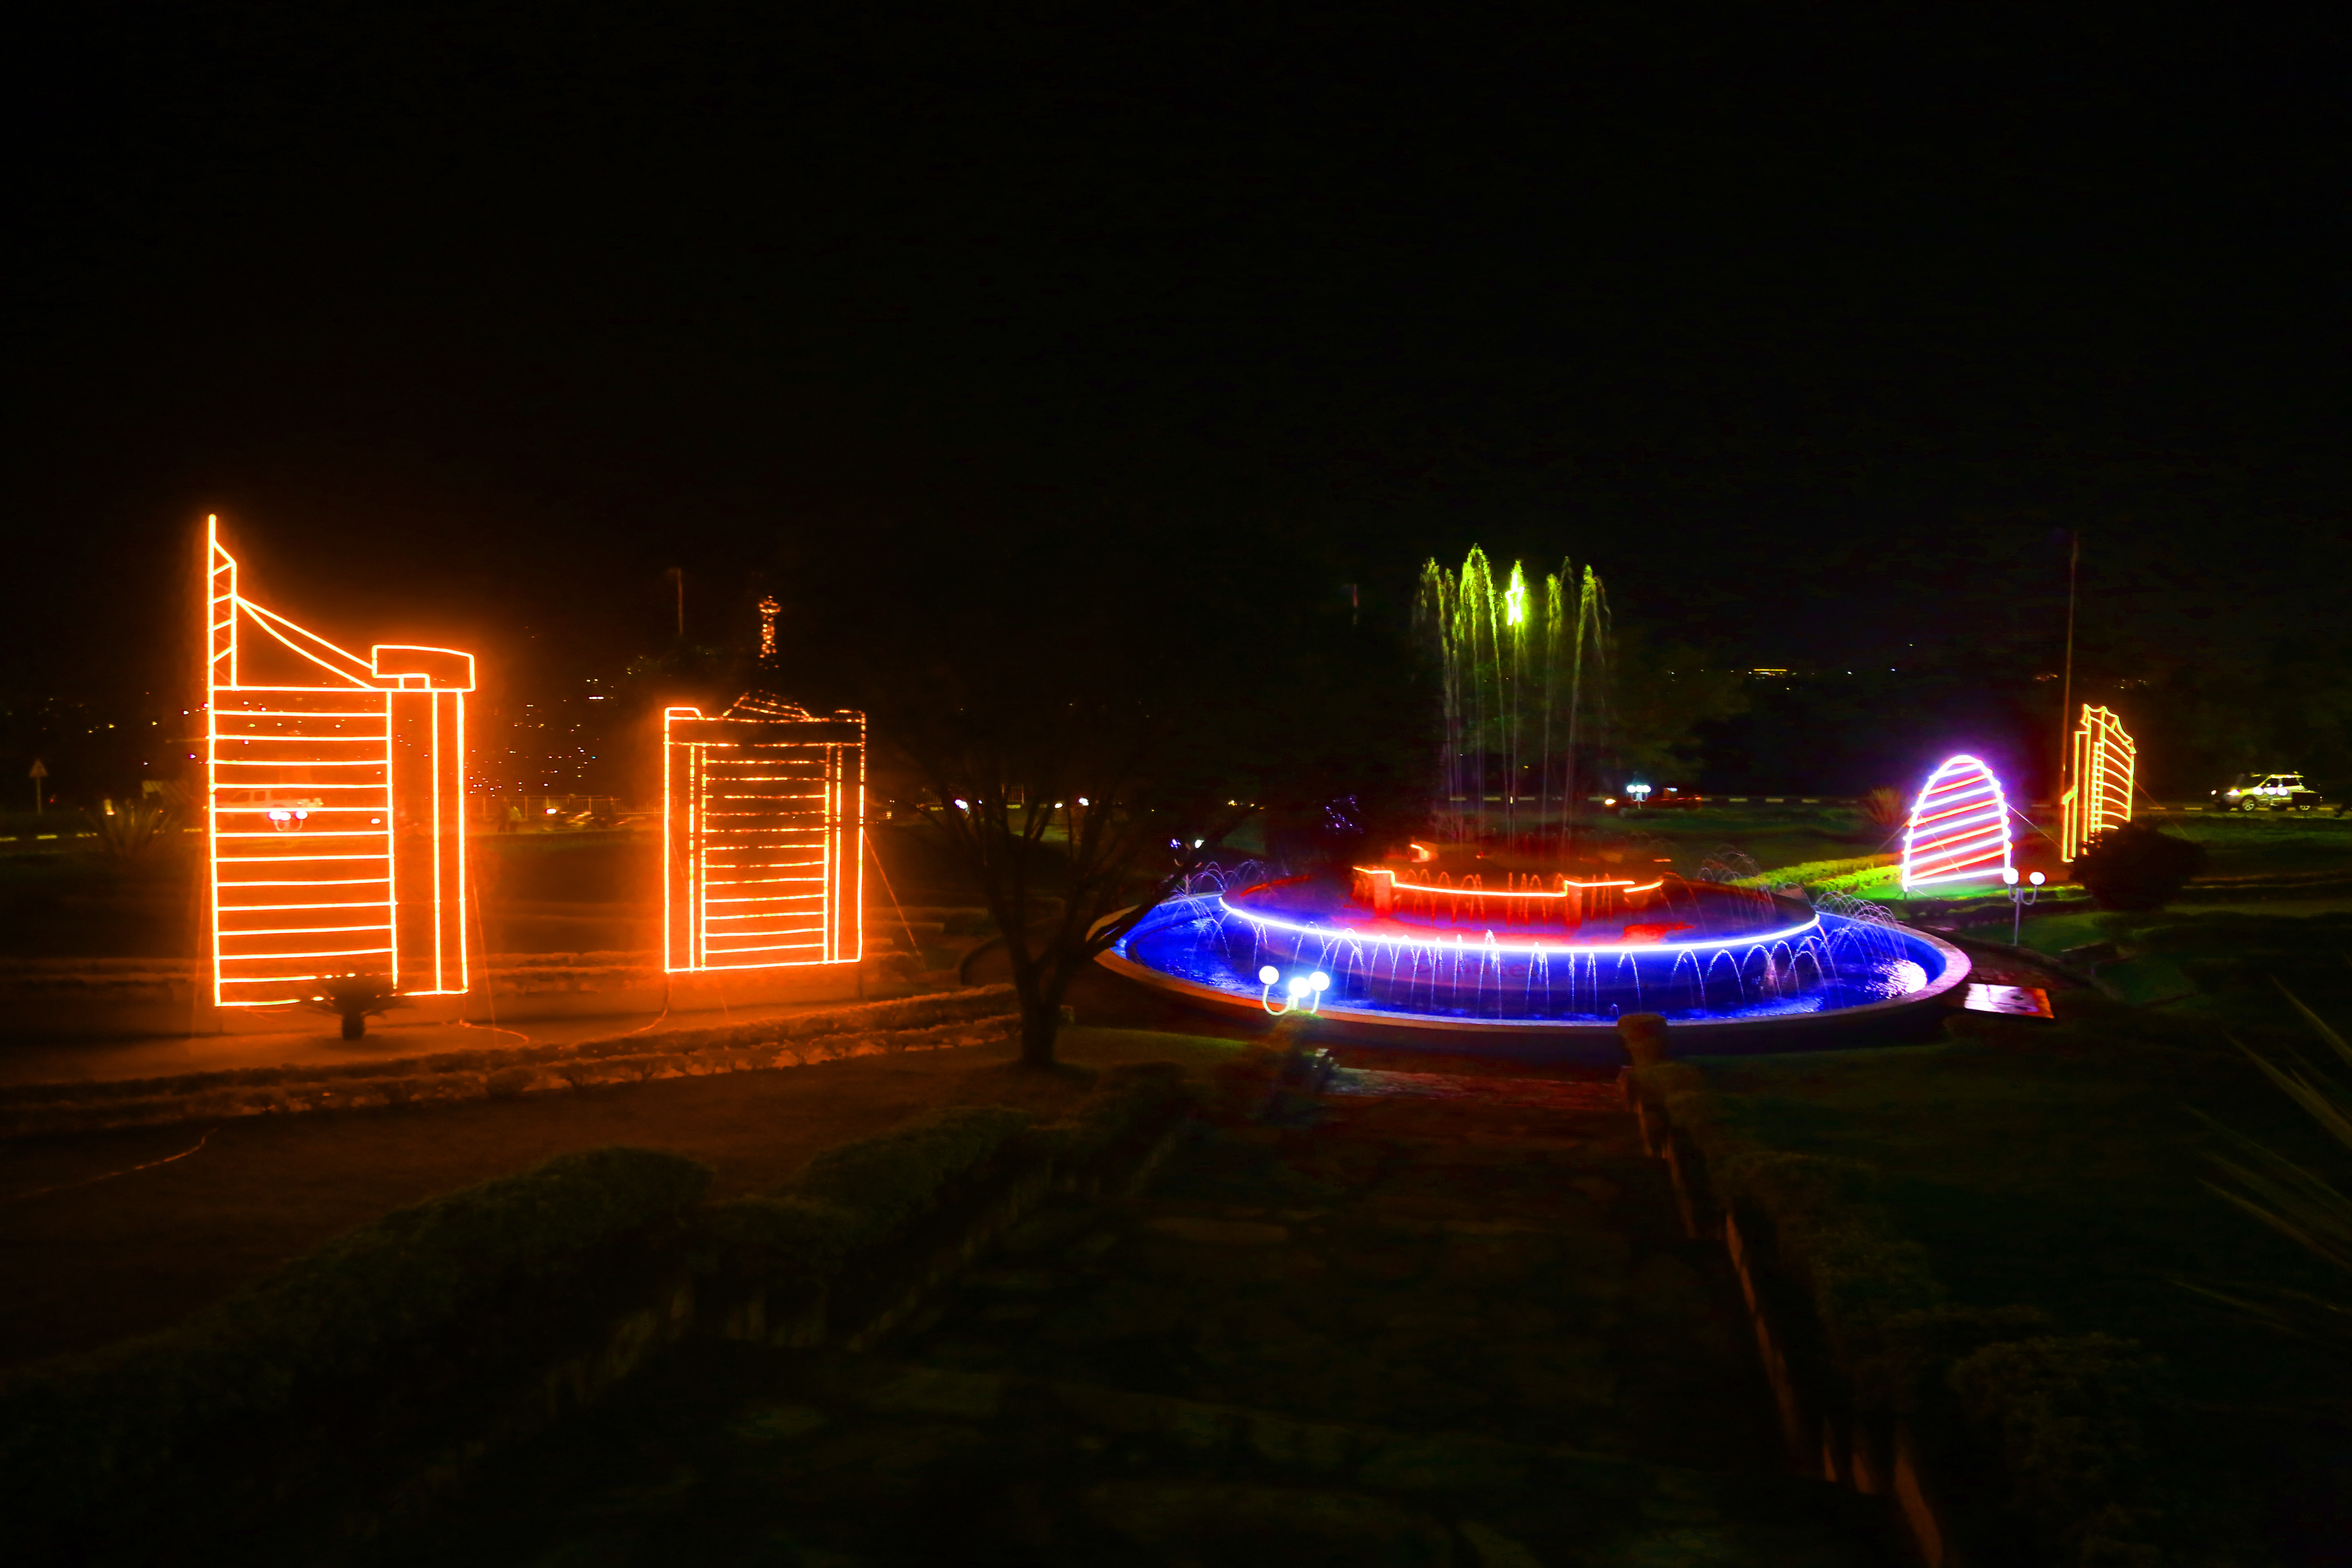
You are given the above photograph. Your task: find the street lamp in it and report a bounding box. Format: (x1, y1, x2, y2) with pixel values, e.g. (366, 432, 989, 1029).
(2003, 866, 2046, 946)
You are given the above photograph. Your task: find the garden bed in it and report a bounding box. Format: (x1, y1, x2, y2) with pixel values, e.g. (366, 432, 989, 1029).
(0, 1057, 1203, 1565)
(1630, 980, 2352, 1566)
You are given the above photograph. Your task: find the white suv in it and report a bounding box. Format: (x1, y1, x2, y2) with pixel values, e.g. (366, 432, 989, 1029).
(2212, 772, 2330, 812)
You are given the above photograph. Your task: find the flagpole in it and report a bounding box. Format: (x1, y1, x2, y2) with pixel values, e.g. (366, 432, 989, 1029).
(2056, 532, 2078, 808)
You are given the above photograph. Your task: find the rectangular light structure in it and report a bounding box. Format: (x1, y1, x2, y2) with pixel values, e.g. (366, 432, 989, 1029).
(664, 697, 864, 972)
(2060, 704, 2135, 861)
(206, 518, 474, 1007)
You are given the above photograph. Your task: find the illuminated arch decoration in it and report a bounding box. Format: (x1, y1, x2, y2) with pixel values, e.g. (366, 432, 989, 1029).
(664, 695, 864, 972)
(1900, 754, 2013, 890)
(2060, 705, 2135, 862)
(205, 517, 474, 1007)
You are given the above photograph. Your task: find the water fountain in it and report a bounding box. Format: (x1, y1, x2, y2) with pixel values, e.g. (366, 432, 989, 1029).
(1095, 545, 1969, 1052)
(1099, 859, 1967, 1051)
(1417, 548, 1612, 853)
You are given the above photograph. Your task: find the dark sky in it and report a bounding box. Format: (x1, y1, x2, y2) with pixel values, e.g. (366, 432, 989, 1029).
(11, 7, 2348, 708)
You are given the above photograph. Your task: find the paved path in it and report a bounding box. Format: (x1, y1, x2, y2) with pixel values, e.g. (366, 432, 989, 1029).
(381, 1062, 1887, 1565)
(0, 996, 897, 1089)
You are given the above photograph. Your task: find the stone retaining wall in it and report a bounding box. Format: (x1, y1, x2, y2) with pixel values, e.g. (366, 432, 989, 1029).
(0, 985, 1022, 1136)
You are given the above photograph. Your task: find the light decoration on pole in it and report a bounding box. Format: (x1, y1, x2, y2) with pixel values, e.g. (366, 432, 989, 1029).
(663, 694, 864, 972)
(1900, 754, 2014, 890)
(1257, 964, 1330, 1016)
(2059, 704, 2135, 862)
(204, 516, 475, 1008)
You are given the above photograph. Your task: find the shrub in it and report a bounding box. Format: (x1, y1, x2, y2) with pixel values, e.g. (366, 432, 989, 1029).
(307, 973, 405, 1040)
(1633, 1059, 2239, 1563)
(784, 1105, 1033, 1247)
(1052, 1062, 1192, 1167)
(1858, 786, 1908, 834)
(699, 1194, 860, 1278)
(0, 1146, 711, 1548)
(82, 800, 174, 864)
(2071, 820, 2208, 911)
(1948, 1334, 2183, 1567)
(2194, 983, 2352, 1350)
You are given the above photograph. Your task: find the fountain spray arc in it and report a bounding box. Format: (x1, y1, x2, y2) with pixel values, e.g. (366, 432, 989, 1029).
(1415, 548, 1611, 851)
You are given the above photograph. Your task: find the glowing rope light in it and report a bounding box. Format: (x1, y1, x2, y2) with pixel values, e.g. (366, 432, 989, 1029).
(664, 697, 864, 973)
(2059, 705, 2135, 862)
(1900, 754, 2013, 889)
(1256, 964, 1332, 1016)
(1351, 868, 1663, 898)
(1348, 866, 1665, 923)
(204, 517, 474, 1008)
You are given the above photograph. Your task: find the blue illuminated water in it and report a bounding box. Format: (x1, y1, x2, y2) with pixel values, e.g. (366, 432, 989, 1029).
(1111, 882, 1954, 1026)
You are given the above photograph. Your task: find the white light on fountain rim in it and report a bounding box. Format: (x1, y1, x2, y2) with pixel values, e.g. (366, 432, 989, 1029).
(1215, 896, 1827, 957)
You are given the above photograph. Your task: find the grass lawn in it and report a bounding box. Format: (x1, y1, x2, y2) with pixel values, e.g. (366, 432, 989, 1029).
(1632, 806, 1892, 873)
(0, 1026, 1252, 1371)
(2157, 812, 2352, 880)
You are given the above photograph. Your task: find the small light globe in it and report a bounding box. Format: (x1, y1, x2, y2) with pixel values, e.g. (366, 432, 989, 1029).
(2028, 871, 2045, 886)
(1258, 964, 1280, 985)
(1286, 977, 1308, 998)
(2002, 867, 2019, 885)
(1310, 972, 1330, 992)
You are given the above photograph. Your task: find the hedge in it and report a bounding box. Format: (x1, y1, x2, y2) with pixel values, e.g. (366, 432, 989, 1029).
(4, 1071, 1202, 1561)
(1632, 1060, 2235, 1567)
(700, 1069, 1194, 1294)
(1049, 1062, 1193, 1169)
(0, 1146, 712, 1553)
(789, 1104, 1036, 1244)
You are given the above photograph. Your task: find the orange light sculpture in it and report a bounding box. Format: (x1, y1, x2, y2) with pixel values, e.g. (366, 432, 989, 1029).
(664, 695, 864, 972)
(2060, 704, 2135, 861)
(205, 517, 474, 1008)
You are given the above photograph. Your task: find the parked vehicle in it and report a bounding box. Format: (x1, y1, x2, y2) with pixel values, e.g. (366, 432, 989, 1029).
(2210, 772, 2330, 812)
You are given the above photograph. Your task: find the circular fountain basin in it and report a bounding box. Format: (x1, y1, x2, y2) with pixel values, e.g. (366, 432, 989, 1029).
(1096, 872, 1969, 1057)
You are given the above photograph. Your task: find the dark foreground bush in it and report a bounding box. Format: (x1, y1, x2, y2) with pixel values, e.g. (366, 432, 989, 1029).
(788, 1104, 1034, 1245)
(1053, 1061, 1192, 1168)
(1633, 1059, 2257, 1567)
(1948, 1333, 2236, 1568)
(702, 1074, 1193, 1297)
(2072, 820, 2208, 911)
(0, 1146, 712, 1550)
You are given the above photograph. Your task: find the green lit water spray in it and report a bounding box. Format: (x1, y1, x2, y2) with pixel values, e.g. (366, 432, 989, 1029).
(1415, 548, 1610, 853)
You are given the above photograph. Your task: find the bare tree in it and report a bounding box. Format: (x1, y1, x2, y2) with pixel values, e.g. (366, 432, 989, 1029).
(895, 705, 1252, 1067)
(782, 518, 1427, 1068)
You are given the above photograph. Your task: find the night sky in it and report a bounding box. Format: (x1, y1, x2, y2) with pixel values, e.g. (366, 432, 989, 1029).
(11, 9, 2348, 791)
